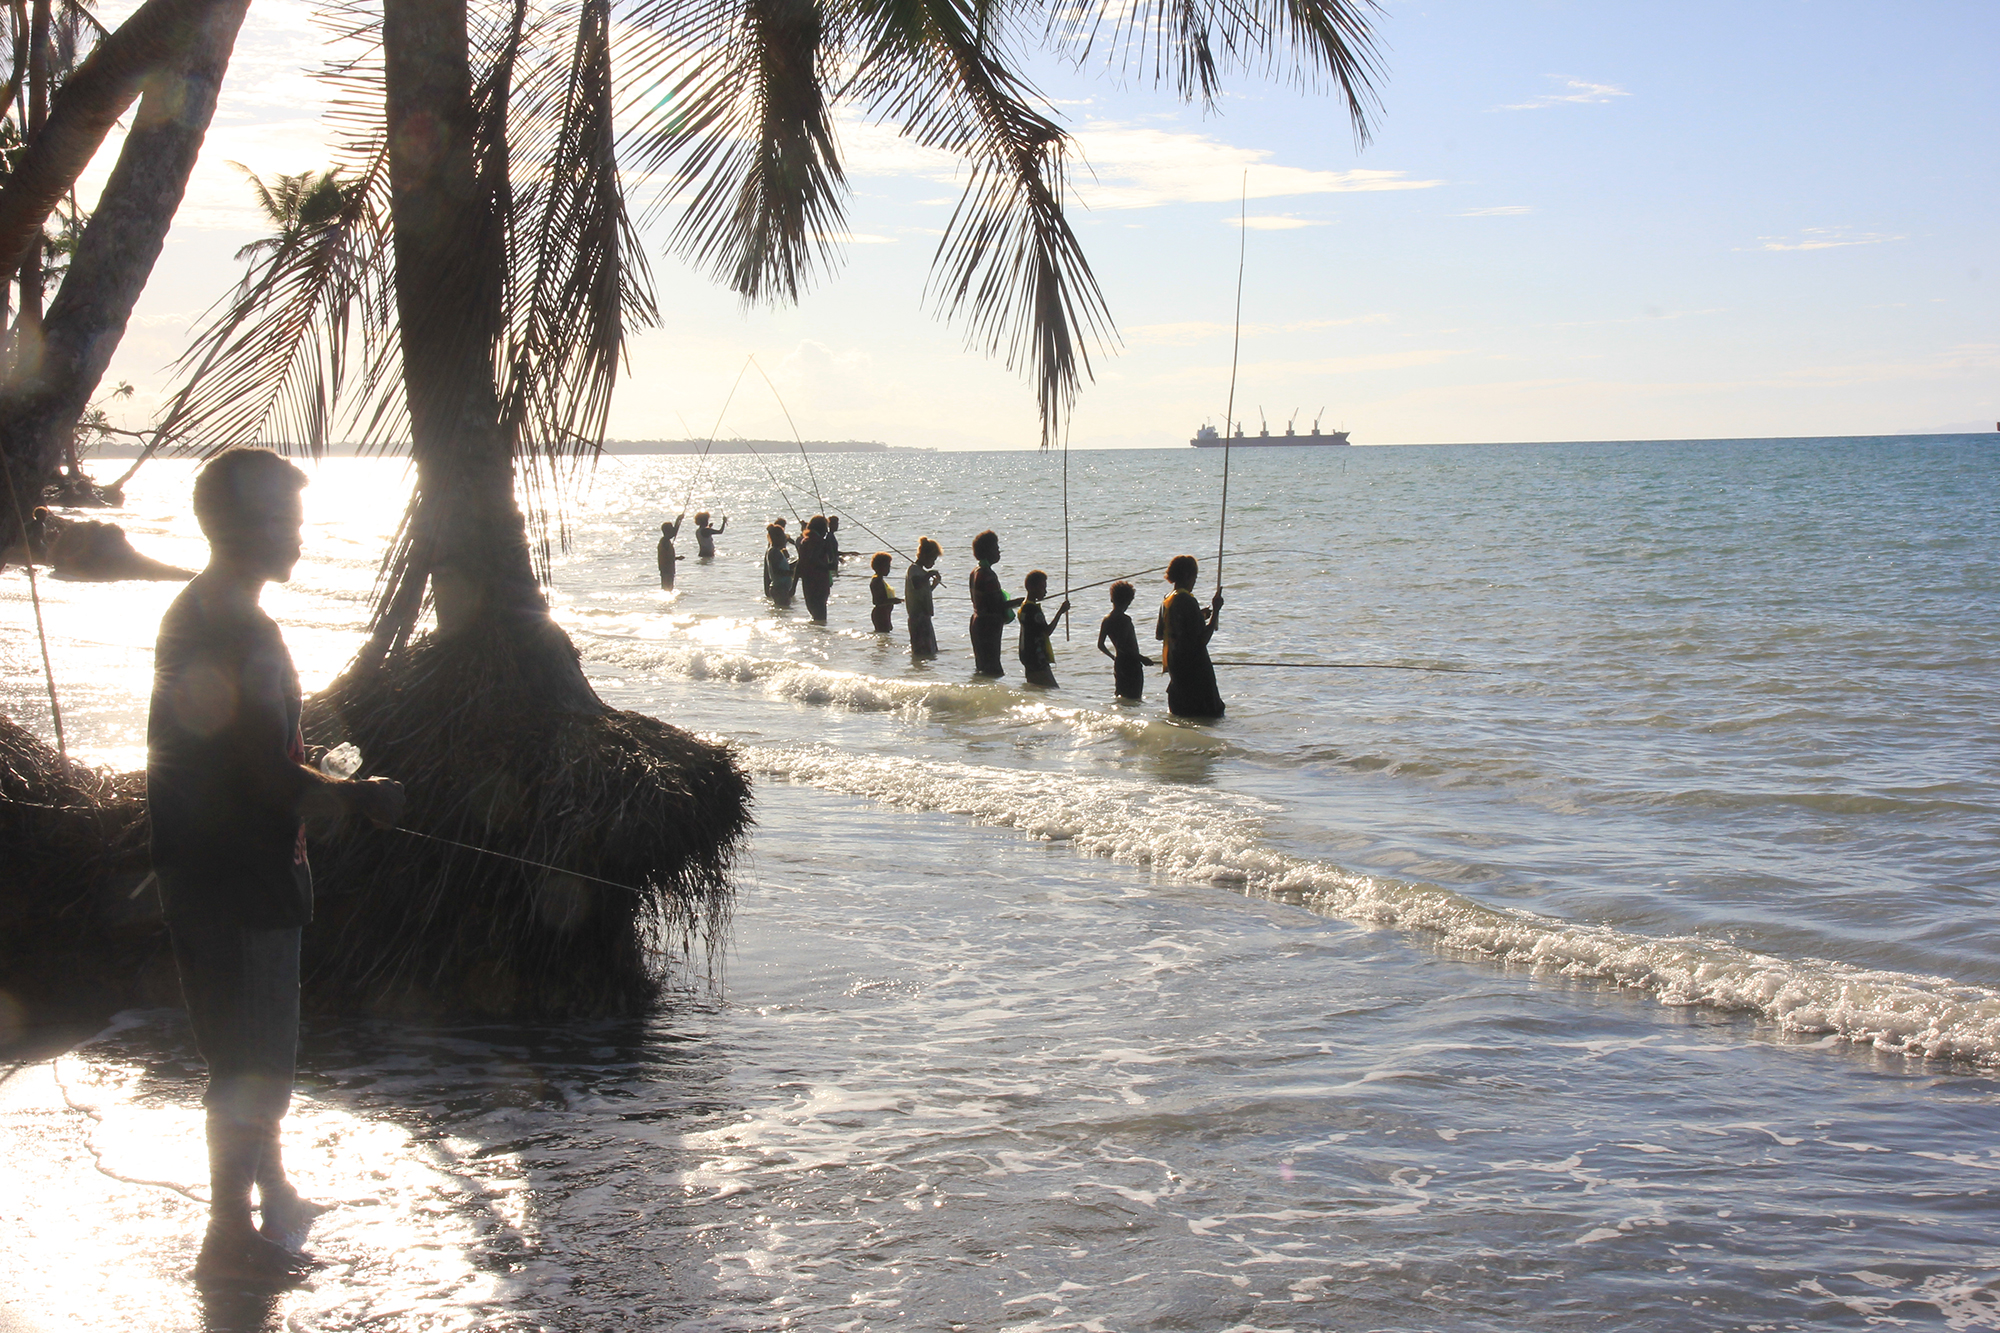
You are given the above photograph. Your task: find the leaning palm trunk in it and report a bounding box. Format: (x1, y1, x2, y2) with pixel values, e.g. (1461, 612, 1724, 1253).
(0, 0, 250, 492)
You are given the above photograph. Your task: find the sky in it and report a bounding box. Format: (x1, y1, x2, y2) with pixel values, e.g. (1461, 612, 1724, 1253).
(82, 0, 2000, 450)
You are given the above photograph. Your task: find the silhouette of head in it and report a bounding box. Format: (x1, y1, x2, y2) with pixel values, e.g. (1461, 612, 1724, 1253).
(1024, 570, 1048, 598)
(917, 536, 940, 564)
(1110, 580, 1135, 609)
(871, 552, 892, 575)
(807, 514, 828, 536)
(1166, 554, 1199, 588)
(827, 515, 840, 531)
(972, 530, 1000, 563)
(661, 521, 674, 535)
(695, 511, 710, 526)
(767, 523, 786, 547)
(193, 448, 308, 581)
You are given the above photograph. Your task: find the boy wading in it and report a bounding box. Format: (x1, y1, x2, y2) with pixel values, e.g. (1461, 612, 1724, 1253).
(148, 449, 403, 1286)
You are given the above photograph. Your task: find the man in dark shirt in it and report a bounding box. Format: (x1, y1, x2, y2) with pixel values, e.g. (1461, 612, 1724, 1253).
(148, 448, 404, 1286)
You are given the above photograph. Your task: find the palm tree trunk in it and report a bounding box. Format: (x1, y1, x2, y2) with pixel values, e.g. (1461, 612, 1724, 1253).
(0, 0, 224, 289)
(379, 0, 557, 645)
(0, 0, 250, 492)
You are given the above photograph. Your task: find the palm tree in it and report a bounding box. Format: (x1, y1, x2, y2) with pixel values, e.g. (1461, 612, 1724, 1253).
(0, 0, 246, 532)
(147, 0, 1382, 1016)
(0, 0, 248, 501)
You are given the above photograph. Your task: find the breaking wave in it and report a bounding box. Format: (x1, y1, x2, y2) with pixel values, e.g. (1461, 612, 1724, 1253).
(740, 743, 2000, 1067)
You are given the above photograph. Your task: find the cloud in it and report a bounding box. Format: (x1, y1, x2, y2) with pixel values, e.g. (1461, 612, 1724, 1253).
(1458, 206, 1533, 217)
(1123, 314, 1387, 346)
(1495, 78, 1629, 111)
(1229, 215, 1326, 230)
(1749, 227, 1905, 252)
(833, 113, 1440, 210)
(820, 232, 897, 245)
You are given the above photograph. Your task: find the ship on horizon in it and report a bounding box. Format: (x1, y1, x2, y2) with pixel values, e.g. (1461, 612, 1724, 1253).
(1191, 415, 1350, 447)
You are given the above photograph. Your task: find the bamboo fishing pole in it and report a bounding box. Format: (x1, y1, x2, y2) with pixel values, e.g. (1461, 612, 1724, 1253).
(1210, 660, 1500, 674)
(748, 357, 824, 514)
(679, 356, 755, 519)
(1215, 171, 1247, 599)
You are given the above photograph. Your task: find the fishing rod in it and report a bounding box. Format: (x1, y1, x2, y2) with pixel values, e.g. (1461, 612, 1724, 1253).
(678, 356, 756, 519)
(748, 357, 825, 515)
(1215, 171, 1247, 601)
(746, 362, 911, 561)
(731, 435, 805, 524)
(1210, 660, 1500, 674)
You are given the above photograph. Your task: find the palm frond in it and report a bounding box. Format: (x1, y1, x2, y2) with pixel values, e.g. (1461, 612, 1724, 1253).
(621, 0, 848, 303)
(848, 0, 1111, 444)
(1051, 0, 1382, 135)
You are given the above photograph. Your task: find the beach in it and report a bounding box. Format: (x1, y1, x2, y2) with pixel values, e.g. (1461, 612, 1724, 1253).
(3, 434, 1998, 1330)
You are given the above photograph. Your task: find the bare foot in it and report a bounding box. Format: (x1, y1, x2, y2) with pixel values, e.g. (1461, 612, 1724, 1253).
(194, 1224, 318, 1288)
(258, 1191, 330, 1253)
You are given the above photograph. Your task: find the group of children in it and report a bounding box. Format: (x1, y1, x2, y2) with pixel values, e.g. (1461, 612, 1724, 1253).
(657, 513, 1227, 718)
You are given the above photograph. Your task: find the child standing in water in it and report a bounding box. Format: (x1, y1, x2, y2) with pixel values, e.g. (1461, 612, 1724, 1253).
(905, 537, 943, 658)
(1016, 570, 1070, 687)
(693, 511, 726, 559)
(762, 522, 796, 607)
(1155, 555, 1225, 718)
(655, 518, 681, 589)
(1095, 580, 1154, 701)
(868, 553, 902, 633)
(968, 530, 1021, 676)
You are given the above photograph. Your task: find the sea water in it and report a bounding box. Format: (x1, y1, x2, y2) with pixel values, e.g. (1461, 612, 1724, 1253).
(3, 435, 1999, 1330)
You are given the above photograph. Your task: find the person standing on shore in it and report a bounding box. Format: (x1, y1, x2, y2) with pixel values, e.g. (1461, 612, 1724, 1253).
(968, 530, 1021, 677)
(148, 448, 404, 1286)
(796, 515, 833, 623)
(693, 512, 726, 559)
(905, 537, 943, 658)
(656, 518, 682, 589)
(1095, 581, 1153, 701)
(1155, 555, 1225, 719)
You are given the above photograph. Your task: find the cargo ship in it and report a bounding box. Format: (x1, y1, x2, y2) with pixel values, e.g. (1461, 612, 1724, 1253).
(1191, 421, 1350, 447)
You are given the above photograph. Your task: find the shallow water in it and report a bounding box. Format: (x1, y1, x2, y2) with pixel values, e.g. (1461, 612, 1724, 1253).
(4, 436, 2000, 1330)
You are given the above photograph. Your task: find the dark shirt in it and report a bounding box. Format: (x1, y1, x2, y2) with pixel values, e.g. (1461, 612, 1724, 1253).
(1018, 598, 1053, 670)
(969, 564, 1010, 624)
(147, 586, 311, 928)
(796, 534, 831, 591)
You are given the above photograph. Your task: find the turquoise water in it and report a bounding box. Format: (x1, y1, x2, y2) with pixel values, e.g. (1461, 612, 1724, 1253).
(3, 435, 1999, 1330)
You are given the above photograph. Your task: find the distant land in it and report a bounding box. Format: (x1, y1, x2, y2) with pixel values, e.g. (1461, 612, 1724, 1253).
(80, 437, 928, 459)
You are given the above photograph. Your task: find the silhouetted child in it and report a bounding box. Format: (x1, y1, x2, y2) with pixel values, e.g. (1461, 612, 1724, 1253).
(905, 537, 943, 658)
(656, 518, 681, 589)
(868, 552, 902, 633)
(1096, 580, 1154, 701)
(1016, 570, 1069, 687)
(694, 511, 726, 559)
(824, 514, 844, 576)
(1156, 554, 1224, 718)
(762, 522, 796, 607)
(968, 529, 1022, 677)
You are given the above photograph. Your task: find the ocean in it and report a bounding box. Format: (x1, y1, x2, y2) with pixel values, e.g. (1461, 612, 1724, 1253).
(3, 434, 1998, 1330)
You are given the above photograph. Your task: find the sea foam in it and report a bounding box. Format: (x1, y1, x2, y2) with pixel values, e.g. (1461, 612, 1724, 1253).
(741, 743, 2000, 1067)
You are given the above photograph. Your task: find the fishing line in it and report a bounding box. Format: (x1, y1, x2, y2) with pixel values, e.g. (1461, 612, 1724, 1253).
(678, 356, 755, 519)
(1215, 170, 1247, 600)
(392, 827, 652, 896)
(1210, 660, 1500, 674)
(741, 371, 910, 561)
(747, 357, 825, 515)
(3, 460, 66, 759)
(1067, 563, 1171, 595)
(731, 436, 804, 524)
